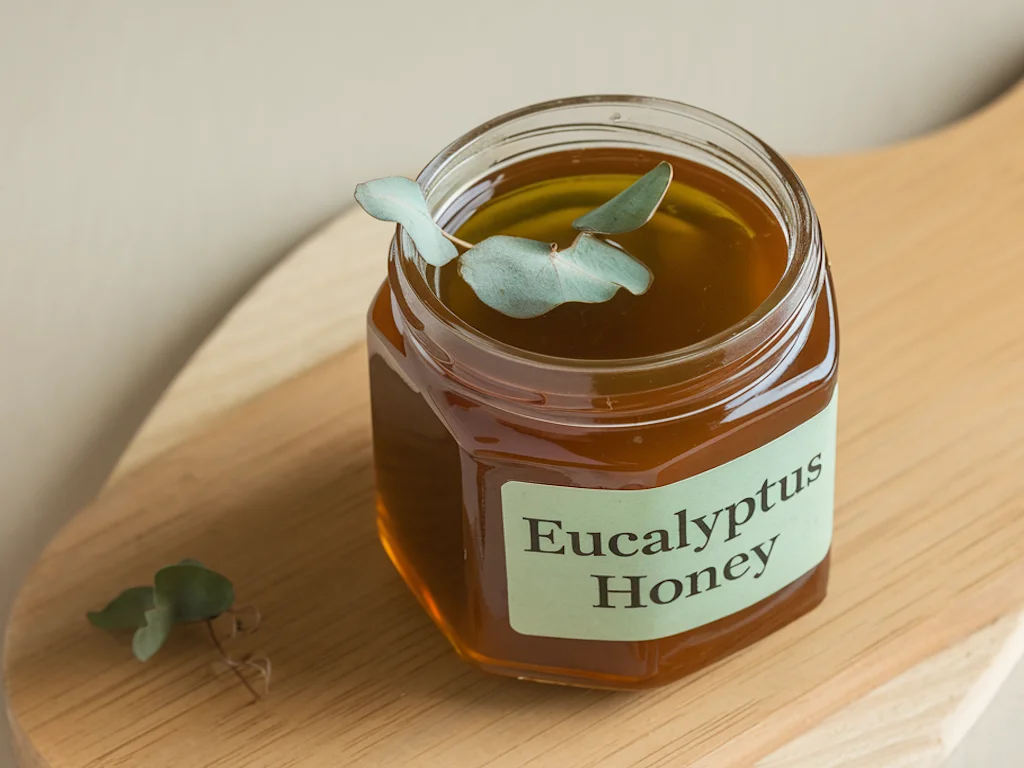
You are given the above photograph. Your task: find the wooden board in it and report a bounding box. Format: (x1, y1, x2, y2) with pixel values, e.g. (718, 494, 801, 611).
(5, 82, 1024, 768)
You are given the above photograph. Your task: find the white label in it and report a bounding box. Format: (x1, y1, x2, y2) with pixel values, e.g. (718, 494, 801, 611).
(501, 392, 838, 641)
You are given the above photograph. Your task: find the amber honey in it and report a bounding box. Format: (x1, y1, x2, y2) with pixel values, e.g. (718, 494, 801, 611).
(438, 149, 788, 359)
(367, 97, 838, 689)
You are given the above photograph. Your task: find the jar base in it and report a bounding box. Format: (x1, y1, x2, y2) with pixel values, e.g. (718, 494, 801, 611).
(377, 508, 829, 691)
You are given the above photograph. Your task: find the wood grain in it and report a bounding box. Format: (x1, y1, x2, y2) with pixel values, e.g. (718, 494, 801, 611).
(4, 81, 1024, 767)
(758, 612, 1024, 768)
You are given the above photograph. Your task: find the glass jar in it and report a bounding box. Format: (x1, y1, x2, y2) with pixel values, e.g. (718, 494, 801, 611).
(367, 96, 839, 689)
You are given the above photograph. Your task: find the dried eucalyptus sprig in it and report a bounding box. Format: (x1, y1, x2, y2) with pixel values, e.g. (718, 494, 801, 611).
(88, 560, 268, 701)
(354, 161, 673, 318)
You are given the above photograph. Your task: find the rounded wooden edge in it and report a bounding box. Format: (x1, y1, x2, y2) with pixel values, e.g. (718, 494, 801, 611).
(757, 611, 1024, 767)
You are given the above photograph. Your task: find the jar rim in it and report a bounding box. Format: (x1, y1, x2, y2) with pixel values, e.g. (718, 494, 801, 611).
(399, 94, 820, 377)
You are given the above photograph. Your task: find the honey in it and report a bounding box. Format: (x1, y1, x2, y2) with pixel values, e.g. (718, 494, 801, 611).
(367, 97, 839, 688)
(438, 150, 787, 359)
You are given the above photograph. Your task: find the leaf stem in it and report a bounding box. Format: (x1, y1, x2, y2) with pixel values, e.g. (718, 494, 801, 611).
(440, 230, 474, 251)
(205, 618, 261, 703)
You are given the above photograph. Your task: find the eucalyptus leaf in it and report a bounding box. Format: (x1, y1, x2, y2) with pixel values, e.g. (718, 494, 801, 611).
(572, 161, 673, 234)
(458, 234, 650, 319)
(354, 177, 458, 267)
(87, 586, 154, 631)
(132, 597, 173, 662)
(562, 233, 652, 296)
(154, 563, 235, 623)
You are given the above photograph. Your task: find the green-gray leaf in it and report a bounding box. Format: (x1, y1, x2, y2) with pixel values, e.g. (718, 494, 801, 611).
(561, 233, 652, 296)
(132, 597, 173, 662)
(87, 586, 154, 631)
(354, 177, 458, 267)
(458, 234, 652, 319)
(572, 161, 673, 234)
(154, 563, 235, 623)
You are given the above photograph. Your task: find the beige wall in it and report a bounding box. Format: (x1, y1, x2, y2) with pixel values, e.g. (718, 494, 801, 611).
(1, 1, 1022, 764)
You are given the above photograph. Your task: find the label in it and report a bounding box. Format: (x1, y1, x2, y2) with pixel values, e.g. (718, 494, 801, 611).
(501, 392, 838, 641)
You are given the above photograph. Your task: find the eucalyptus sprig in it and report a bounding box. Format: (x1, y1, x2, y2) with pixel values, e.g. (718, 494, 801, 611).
(354, 161, 673, 318)
(88, 560, 269, 701)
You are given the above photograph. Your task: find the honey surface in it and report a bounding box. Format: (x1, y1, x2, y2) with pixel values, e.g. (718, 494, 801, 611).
(437, 149, 788, 359)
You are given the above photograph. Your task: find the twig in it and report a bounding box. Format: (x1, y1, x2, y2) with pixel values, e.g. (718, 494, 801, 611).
(440, 230, 474, 250)
(239, 654, 272, 696)
(205, 619, 261, 703)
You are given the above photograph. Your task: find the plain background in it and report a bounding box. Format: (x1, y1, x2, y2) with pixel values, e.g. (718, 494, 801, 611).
(1, 2, 1022, 765)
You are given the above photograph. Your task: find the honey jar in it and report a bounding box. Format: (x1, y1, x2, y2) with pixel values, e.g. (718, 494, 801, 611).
(368, 96, 839, 688)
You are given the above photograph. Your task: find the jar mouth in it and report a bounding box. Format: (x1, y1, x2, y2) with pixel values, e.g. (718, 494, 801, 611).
(399, 94, 820, 377)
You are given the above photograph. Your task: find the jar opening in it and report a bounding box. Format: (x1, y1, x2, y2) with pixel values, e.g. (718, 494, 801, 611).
(389, 95, 824, 422)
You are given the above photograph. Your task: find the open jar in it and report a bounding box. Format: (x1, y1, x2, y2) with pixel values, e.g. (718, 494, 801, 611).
(367, 96, 839, 689)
